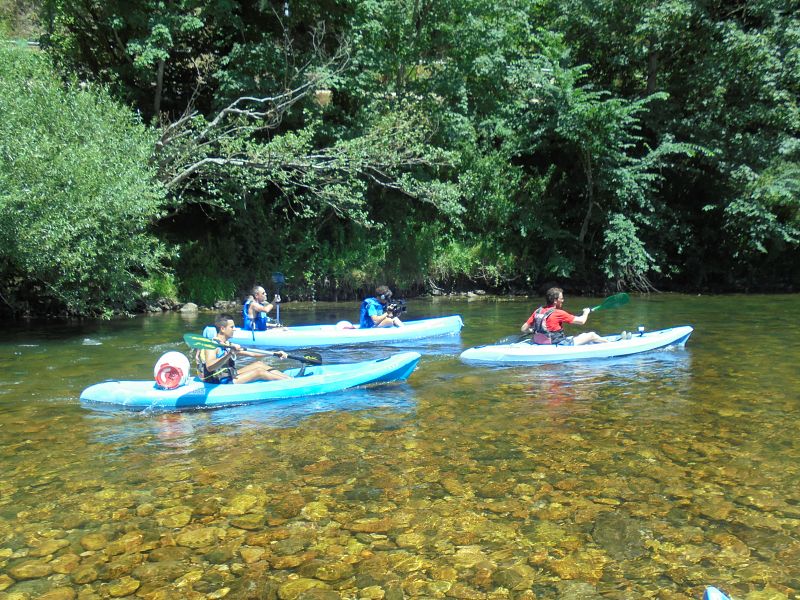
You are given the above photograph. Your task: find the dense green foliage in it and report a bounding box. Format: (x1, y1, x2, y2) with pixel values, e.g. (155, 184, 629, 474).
(3, 0, 799, 314)
(0, 45, 168, 316)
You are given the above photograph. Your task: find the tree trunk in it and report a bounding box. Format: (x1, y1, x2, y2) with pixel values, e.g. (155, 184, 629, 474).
(154, 59, 165, 118)
(578, 148, 594, 245)
(646, 38, 658, 95)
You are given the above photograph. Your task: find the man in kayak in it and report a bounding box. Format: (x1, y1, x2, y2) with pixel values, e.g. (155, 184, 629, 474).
(201, 314, 290, 383)
(360, 285, 405, 328)
(242, 286, 280, 332)
(521, 287, 608, 346)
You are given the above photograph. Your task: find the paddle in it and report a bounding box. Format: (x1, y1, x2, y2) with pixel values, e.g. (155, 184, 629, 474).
(183, 333, 321, 365)
(589, 292, 629, 312)
(494, 292, 631, 344)
(271, 272, 285, 326)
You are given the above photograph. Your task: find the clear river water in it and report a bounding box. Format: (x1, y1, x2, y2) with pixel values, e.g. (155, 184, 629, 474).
(0, 294, 798, 600)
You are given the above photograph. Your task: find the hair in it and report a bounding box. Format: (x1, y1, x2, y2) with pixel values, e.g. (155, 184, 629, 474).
(375, 285, 392, 300)
(251, 286, 265, 296)
(215, 313, 235, 330)
(545, 287, 564, 305)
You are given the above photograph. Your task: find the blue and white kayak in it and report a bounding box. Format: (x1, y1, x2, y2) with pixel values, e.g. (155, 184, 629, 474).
(460, 325, 693, 365)
(80, 352, 421, 411)
(704, 587, 731, 600)
(228, 315, 463, 349)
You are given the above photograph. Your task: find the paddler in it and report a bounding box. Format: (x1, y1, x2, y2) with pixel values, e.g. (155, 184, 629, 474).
(242, 285, 280, 332)
(201, 314, 290, 383)
(359, 285, 405, 328)
(521, 287, 608, 346)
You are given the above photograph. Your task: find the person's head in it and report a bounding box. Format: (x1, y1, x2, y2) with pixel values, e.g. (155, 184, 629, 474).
(545, 287, 564, 307)
(251, 286, 266, 301)
(375, 285, 392, 304)
(215, 313, 236, 336)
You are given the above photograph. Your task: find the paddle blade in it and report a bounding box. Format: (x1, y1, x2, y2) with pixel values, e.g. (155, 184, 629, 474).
(591, 292, 630, 312)
(183, 333, 221, 349)
(286, 350, 322, 365)
(272, 272, 285, 285)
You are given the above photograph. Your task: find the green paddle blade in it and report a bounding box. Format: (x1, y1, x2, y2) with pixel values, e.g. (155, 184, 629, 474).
(183, 333, 221, 349)
(591, 292, 630, 312)
(287, 351, 322, 365)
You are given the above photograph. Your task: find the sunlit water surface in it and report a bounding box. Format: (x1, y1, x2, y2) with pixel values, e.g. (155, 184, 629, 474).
(1, 294, 798, 599)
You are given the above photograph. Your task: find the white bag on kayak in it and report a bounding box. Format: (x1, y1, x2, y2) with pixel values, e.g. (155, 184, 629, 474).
(154, 351, 191, 390)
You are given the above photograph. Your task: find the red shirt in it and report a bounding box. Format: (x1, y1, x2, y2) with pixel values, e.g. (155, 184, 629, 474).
(525, 307, 575, 332)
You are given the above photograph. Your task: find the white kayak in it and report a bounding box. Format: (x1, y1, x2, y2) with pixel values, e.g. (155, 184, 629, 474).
(460, 325, 694, 365)
(228, 315, 463, 349)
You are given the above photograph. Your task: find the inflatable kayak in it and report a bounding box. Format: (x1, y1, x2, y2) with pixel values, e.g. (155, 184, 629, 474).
(460, 325, 693, 365)
(228, 315, 463, 349)
(80, 352, 421, 411)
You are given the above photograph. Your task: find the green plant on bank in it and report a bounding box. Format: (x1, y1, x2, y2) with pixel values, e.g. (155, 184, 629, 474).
(0, 0, 40, 39)
(141, 272, 179, 303)
(176, 234, 240, 306)
(0, 43, 169, 316)
(180, 275, 237, 308)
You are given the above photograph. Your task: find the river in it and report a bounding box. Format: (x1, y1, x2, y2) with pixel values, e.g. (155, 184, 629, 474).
(1, 294, 798, 599)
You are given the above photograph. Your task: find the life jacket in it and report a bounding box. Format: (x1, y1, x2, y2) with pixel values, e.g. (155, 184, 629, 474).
(532, 306, 566, 345)
(359, 297, 383, 329)
(199, 345, 237, 384)
(242, 299, 269, 333)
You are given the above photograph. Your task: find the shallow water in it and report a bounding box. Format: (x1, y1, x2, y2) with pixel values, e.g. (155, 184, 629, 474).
(1, 294, 799, 599)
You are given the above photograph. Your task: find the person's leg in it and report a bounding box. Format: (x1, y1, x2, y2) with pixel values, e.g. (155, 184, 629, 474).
(573, 332, 609, 346)
(377, 316, 404, 327)
(234, 362, 290, 383)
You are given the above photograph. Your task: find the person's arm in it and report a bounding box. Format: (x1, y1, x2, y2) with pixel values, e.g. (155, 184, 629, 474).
(250, 299, 274, 316)
(521, 314, 534, 333)
(571, 308, 591, 326)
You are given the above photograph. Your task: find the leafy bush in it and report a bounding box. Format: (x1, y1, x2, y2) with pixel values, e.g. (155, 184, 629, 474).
(0, 44, 169, 316)
(141, 272, 179, 302)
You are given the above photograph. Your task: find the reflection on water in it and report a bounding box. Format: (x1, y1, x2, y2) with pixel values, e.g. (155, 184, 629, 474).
(84, 382, 418, 447)
(1, 295, 799, 598)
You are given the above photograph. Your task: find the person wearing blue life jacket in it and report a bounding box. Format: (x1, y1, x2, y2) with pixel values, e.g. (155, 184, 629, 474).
(360, 285, 404, 328)
(242, 286, 280, 332)
(200, 314, 289, 384)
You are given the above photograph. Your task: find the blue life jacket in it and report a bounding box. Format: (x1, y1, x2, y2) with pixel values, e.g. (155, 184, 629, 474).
(242, 299, 268, 332)
(359, 297, 384, 329)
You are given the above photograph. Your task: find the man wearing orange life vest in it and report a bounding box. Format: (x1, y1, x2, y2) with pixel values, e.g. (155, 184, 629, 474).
(521, 287, 608, 346)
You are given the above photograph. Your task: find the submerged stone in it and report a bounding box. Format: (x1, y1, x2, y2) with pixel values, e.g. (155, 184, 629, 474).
(277, 577, 328, 600)
(107, 575, 140, 597)
(8, 560, 53, 579)
(79, 533, 108, 551)
(591, 512, 648, 560)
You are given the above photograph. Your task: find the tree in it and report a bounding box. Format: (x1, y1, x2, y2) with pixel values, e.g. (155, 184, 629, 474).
(0, 45, 168, 315)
